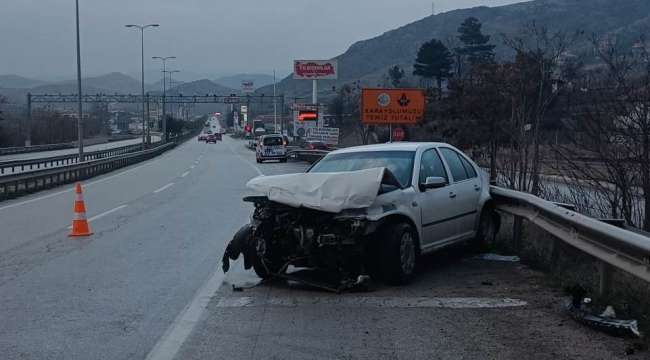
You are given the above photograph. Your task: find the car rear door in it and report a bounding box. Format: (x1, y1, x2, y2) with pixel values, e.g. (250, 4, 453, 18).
(439, 148, 482, 239)
(416, 148, 459, 248)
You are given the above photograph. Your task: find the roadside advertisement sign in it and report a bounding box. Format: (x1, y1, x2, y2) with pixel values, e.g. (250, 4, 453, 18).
(293, 60, 338, 80)
(233, 111, 239, 125)
(307, 127, 339, 145)
(361, 89, 426, 125)
(293, 120, 316, 138)
(241, 80, 255, 93)
(240, 105, 248, 114)
(291, 103, 319, 111)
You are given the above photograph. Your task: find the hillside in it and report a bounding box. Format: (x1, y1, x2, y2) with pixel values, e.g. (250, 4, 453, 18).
(167, 79, 237, 96)
(0, 75, 50, 89)
(59, 72, 143, 94)
(214, 74, 277, 90)
(0, 83, 114, 104)
(258, 0, 650, 98)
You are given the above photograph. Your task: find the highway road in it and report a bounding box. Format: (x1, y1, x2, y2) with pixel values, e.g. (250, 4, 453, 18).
(0, 131, 635, 359)
(0, 136, 161, 162)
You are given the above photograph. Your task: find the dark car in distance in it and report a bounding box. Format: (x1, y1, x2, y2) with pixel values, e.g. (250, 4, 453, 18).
(301, 140, 328, 150)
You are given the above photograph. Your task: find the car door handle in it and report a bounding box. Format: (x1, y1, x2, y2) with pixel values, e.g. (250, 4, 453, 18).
(474, 184, 481, 191)
(449, 192, 457, 199)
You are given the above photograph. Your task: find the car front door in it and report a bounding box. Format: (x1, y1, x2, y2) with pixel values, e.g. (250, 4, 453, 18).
(439, 148, 482, 239)
(416, 148, 459, 248)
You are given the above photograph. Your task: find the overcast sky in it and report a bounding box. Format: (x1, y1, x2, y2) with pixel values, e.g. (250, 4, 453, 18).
(1, 0, 526, 79)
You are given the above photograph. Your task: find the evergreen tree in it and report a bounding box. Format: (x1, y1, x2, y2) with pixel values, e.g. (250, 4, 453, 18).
(458, 17, 496, 64)
(413, 39, 454, 91)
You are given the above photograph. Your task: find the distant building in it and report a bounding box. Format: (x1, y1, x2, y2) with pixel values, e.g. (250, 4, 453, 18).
(557, 51, 578, 67)
(631, 41, 647, 61)
(109, 110, 132, 131)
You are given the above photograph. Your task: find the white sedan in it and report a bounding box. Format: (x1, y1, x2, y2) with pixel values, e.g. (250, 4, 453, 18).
(223, 142, 500, 285)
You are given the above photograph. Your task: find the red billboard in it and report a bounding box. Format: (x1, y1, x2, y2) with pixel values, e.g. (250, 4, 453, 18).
(293, 60, 338, 80)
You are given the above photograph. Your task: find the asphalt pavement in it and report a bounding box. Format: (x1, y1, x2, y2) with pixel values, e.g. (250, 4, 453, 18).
(0, 132, 637, 360)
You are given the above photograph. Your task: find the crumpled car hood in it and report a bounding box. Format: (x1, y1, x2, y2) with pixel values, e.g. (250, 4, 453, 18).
(246, 167, 387, 213)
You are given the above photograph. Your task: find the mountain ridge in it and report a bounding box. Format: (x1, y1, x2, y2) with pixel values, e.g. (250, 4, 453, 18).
(257, 0, 650, 98)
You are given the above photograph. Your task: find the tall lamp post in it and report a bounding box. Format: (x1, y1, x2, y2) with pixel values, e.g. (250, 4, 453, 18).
(125, 23, 159, 149)
(153, 56, 175, 142)
(75, 0, 84, 161)
(164, 70, 180, 118)
(171, 81, 185, 120)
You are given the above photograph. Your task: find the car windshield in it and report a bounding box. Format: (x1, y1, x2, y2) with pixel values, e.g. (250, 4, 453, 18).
(263, 137, 283, 146)
(308, 150, 415, 187)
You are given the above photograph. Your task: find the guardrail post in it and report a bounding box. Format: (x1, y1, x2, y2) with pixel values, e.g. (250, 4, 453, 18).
(596, 218, 623, 299)
(599, 262, 614, 299)
(512, 217, 523, 252)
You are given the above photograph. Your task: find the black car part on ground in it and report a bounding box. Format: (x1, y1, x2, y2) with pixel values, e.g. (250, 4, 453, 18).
(564, 285, 640, 338)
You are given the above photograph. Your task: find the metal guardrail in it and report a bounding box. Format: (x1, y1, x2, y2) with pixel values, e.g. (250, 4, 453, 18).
(490, 186, 650, 291)
(0, 143, 152, 175)
(0, 135, 192, 201)
(0, 143, 74, 156)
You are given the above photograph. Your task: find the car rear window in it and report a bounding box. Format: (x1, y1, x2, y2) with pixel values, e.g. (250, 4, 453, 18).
(312, 141, 326, 147)
(263, 137, 283, 146)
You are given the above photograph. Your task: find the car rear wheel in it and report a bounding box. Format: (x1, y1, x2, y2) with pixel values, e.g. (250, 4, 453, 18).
(471, 205, 499, 252)
(379, 222, 417, 285)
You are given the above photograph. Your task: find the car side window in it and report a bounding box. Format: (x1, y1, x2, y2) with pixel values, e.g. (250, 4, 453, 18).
(440, 148, 469, 183)
(419, 149, 447, 185)
(459, 155, 477, 179)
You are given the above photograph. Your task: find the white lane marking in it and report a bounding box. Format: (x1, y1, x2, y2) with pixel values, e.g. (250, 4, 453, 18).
(145, 263, 226, 360)
(66, 205, 128, 229)
(225, 140, 263, 177)
(190, 165, 195, 169)
(181, 171, 190, 178)
(0, 139, 200, 211)
(194, 161, 199, 165)
(216, 296, 528, 309)
(153, 183, 174, 194)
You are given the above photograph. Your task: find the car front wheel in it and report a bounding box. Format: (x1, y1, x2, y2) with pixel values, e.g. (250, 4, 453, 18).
(379, 222, 417, 285)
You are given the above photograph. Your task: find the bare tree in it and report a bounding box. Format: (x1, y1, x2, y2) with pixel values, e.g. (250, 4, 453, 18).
(548, 35, 650, 229)
(502, 23, 582, 195)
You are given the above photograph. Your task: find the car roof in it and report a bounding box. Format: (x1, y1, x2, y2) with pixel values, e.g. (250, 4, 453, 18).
(328, 142, 450, 155)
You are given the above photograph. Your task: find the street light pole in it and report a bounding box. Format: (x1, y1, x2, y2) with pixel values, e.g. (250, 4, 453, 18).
(153, 56, 175, 143)
(164, 70, 179, 117)
(171, 81, 185, 120)
(125, 23, 159, 150)
(75, 0, 84, 161)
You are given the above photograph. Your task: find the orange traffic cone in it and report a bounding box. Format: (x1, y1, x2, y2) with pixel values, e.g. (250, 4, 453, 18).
(68, 182, 93, 237)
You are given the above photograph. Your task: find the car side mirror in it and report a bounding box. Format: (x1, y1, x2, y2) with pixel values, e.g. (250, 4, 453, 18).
(422, 176, 446, 189)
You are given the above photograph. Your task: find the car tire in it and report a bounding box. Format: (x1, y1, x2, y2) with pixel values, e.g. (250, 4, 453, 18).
(250, 238, 284, 279)
(378, 222, 417, 285)
(471, 205, 499, 253)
